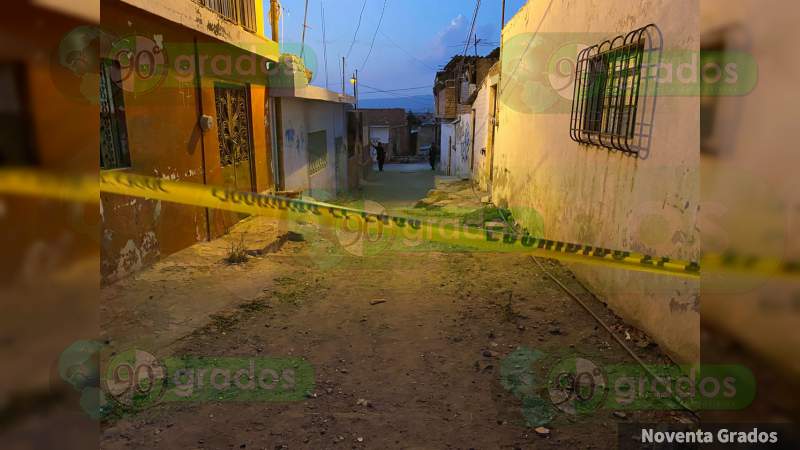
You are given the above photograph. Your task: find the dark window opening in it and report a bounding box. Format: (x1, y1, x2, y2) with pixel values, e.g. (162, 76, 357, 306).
(100, 59, 130, 169)
(0, 63, 37, 166)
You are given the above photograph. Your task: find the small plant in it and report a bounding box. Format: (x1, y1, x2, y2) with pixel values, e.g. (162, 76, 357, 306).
(225, 234, 249, 264)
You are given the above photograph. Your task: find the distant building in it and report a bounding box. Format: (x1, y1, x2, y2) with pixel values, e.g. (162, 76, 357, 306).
(268, 55, 356, 199)
(432, 50, 499, 176)
(360, 108, 409, 161)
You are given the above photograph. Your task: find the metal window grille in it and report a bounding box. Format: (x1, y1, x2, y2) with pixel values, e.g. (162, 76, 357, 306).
(194, 0, 257, 32)
(238, 0, 257, 32)
(100, 59, 131, 169)
(307, 130, 328, 175)
(570, 25, 657, 153)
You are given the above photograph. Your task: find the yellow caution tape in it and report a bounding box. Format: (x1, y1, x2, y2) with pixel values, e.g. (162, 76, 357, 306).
(2, 169, 796, 280)
(94, 171, 699, 279)
(0, 168, 99, 203)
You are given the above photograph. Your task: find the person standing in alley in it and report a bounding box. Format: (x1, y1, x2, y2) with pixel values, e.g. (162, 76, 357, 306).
(375, 141, 386, 172)
(429, 142, 438, 171)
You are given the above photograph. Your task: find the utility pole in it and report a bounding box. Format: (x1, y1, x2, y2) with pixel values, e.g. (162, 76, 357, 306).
(269, 0, 285, 190)
(341, 56, 346, 95)
(353, 70, 359, 109)
(269, 0, 280, 42)
(321, 2, 329, 89)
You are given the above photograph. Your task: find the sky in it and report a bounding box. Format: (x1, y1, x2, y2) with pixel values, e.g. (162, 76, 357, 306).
(266, 0, 527, 102)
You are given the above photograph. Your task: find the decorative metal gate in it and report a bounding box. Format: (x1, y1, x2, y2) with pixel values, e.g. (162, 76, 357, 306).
(215, 83, 254, 191)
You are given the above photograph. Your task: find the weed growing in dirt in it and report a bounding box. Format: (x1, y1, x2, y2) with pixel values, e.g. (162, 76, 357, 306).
(237, 299, 271, 313)
(461, 206, 514, 227)
(225, 234, 249, 264)
(209, 313, 238, 332)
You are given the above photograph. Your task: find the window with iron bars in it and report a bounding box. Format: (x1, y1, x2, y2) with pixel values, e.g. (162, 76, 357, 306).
(570, 26, 652, 153)
(193, 0, 258, 32)
(100, 59, 130, 169)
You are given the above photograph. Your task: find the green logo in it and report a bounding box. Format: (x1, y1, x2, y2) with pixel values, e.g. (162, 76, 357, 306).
(499, 348, 756, 426)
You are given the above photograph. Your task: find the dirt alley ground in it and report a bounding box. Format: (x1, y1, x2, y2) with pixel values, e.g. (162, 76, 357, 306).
(99, 163, 693, 449)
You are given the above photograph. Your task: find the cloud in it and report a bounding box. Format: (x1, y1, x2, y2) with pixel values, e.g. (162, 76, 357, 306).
(449, 14, 465, 29)
(424, 14, 467, 64)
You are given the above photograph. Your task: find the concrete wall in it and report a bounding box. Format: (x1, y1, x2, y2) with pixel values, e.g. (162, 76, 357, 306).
(439, 122, 455, 174)
(0, 3, 99, 285)
(346, 111, 365, 191)
(451, 113, 473, 178)
(493, 0, 700, 363)
(100, 1, 276, 284)
(699, 0, 800, 377)
(280, 97, 346, 199)
(416, 124, 435, 154)
(471, 69, 498, 191)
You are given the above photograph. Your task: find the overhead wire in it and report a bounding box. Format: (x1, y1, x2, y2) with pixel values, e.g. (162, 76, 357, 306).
(346, 0, 369, 60)
(360, 0, 390, 71)
(379, 30, 438, 71)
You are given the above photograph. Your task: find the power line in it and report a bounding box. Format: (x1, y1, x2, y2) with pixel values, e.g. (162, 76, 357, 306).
(462, 0, 482, 58)
(346, 0, 368, 60)
(300, 0, 310, 58)
(379, 30, 438, 71)
(454, 0, 482, 92)
(321, 2, 329, 89)
(360, 84, 432, 94)
(358, 82, 434, 107)
(360, 0, 389, 71)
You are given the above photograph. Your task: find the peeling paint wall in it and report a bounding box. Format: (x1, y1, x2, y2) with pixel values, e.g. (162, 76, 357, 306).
(471, 66, 499, 191)
(494, 0, 700, 363)
(101, 1, 275, 284)
(279, 98, 346, 199)
(451, 113, 473, 178)
(438, 123, 455, 175)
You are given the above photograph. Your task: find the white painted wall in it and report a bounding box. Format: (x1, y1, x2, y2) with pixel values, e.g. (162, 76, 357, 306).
(471, 73, 497, 191)
(280, 98, 346, 199)
(368, 126, 389, 144)
(439, 122, 455, 174)
(452, 113, 473, 178)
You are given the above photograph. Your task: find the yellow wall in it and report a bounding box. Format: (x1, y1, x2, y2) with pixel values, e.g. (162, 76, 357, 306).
(700, 0, 800, 378)
(494, 0, 700, 363)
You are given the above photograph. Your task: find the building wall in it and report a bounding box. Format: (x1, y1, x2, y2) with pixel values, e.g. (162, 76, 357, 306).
(451, 113, 473, 178)
(280, 98, 346, 199)
(435, 85, 457, 119)
(494, 0, 700, 363)
(416, 124, 435, 153)
(439, 122, 455, 174)
(471, 72, 498, 191)
(100, 1, 276, 283)
(361, 108, 409, 160)
(346, 111, 365, 191)
(0, 4, 99, 284)
(699, 0, 800, 377)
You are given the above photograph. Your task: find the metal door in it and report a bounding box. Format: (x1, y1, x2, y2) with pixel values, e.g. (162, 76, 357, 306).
(214, 83, 254, 192)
